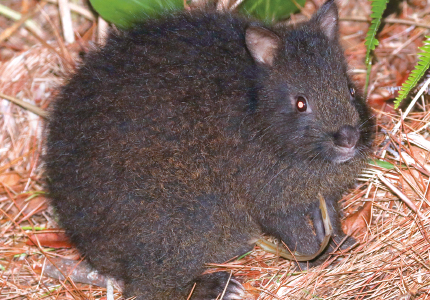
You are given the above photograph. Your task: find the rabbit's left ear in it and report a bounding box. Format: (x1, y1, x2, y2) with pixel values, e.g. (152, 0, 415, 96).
(245, 26, 281, 67)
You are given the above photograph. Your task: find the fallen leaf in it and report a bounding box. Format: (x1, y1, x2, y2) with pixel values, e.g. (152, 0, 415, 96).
(409, 146, 430, 170)
(241, 281, 260, 298)
(15, 194, 48, 216)
(367, 87, 395, 110)
(26, 232, 73, 248)
(6, 194, 48, 221)
(342, 202, 372, 236)
(0, 173, 21, 186)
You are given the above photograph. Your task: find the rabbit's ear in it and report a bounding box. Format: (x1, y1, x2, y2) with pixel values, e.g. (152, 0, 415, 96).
(245, 26, 280, 67)
(311, 0, 339, 41)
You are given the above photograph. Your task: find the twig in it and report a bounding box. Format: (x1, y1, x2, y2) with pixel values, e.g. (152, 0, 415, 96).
(186, 283, 197, 300)
(23, 22, 63, 58)
(39, 3, 74, 65)
(0, 0, 62, 59)
(377, 173, 427, 221)
(58, 0, 75, 44)
(216, 0, 230, 10)
(381, 77, 430, 159)
(106, 278, 114, 300)
(98, 16, 109, 45)
(0, 92, 48, 119)
(0, 2, 46, 43)
(0, 3, 43, 37)
(229, 0, 245, 11)
(392, 77, 430, 135)
(45, 0, 95, 20)
(340, 16, 430, 30)
(391, 30, 424, 57)
(219, 271, 233, 300)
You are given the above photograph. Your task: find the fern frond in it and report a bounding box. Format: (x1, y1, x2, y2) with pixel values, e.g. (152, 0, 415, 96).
(364, 0, 389, 66)
(364, 0, 388, 96)
(394, 36, 430, 108)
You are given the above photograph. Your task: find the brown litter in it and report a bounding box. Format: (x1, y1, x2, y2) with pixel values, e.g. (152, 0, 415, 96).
(1, 0, 430, 299)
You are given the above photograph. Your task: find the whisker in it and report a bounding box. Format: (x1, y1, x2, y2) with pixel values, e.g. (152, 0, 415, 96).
(255, 161, 288, 199)
(358, 114, 376, 129)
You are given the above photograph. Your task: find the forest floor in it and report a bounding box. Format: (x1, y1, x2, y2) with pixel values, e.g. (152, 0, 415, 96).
(1, 0, 430, 299)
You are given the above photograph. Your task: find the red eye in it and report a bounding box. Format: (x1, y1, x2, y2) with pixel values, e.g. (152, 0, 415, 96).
(296, 96, 307, 112)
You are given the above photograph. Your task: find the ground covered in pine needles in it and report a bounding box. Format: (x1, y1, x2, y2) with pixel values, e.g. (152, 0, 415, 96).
(1, 0, 430, 299)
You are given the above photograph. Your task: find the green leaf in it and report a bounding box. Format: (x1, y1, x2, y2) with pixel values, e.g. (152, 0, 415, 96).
(239, 0, 306, 23)
(236, 250, 253, 260)
(394, 36, 430, 108)
(89, 0, 183, 28)
(369, 159, 395, 170)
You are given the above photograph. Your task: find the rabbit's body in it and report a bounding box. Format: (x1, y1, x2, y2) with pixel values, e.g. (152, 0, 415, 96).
(45, 1, 373, 299)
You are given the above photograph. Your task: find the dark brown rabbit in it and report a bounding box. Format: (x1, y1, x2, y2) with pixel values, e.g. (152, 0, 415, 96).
(45, 1, 373, 299)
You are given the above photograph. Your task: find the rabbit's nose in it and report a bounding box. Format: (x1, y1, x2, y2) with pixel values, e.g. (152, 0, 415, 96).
(333, 125, 359, 149)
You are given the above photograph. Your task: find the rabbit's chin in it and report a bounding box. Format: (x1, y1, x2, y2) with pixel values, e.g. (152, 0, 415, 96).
(330, 146, 357, 164)
(314, 144, 358, 164)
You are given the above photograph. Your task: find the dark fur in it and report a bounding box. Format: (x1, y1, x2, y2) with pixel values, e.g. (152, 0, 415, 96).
(45, 2, 373, 299)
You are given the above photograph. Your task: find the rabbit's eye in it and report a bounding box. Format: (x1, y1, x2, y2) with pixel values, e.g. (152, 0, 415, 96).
(349, 87, 356, 98)
(296, 96, 308, 112)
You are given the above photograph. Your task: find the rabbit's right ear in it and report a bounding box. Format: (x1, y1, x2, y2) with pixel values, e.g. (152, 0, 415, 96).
(311, 0, 339, 41)
(245, 26, 280, 67)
